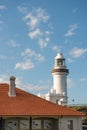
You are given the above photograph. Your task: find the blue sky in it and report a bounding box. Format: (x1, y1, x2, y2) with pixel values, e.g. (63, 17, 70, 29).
(0, 0, 87, 104)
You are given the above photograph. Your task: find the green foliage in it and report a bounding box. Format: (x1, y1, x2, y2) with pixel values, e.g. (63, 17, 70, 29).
(69, 106, 87, 114)
(69, 106, 87, 124)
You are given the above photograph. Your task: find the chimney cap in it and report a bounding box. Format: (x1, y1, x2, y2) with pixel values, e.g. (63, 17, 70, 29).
(10, 76, 16, 80)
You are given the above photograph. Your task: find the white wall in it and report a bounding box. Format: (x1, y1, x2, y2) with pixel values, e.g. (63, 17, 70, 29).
(53, 72, 67, 95)
(59, 116, 82, 130)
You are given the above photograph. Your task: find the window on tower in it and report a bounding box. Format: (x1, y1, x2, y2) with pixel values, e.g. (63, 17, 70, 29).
(58, 60, 63, 66)
(55, 59, 65, 67)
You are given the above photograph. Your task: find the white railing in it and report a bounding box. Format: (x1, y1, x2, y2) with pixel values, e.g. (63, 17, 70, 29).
(68, 104, 87, 106)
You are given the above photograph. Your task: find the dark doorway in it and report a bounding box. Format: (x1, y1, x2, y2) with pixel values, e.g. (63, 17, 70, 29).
(0, 118, 5, 130)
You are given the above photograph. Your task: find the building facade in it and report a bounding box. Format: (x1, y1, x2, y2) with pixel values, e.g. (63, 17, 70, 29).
(0, 76, 85, 130)
(0, 116, 83, 130)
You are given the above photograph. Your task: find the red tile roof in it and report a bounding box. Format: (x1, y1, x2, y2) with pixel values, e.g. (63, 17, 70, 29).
(0, 83, 85, 117)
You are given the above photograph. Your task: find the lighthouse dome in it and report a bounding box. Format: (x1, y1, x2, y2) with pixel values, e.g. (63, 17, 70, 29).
(55, 52, 65, 60)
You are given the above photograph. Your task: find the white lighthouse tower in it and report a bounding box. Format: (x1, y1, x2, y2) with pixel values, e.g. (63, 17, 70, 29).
(45, 52, 69, 105)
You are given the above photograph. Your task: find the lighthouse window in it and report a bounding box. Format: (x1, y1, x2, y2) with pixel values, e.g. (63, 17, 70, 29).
(57, 60, 63, 66)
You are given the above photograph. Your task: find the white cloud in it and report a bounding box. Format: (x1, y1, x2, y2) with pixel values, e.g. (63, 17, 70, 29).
(0, 75, 8, 83)
(0, 20, 3, 24)
(0, 5, 6, 30)
(0, 75, 26, 91)
(22, 48, 45, 62)
(23, 80, 49, 94)
(23, 7, 49, 30)
(0, 21, 4, 30)
(15, 78, 51, 94)
(0, 5, 6, 10)
(15, 48, 44, 71)
(18, 6, 51, 48)
(0, 54, 7, 59)
(17, 6, 27, 14)
(45, 37, 50, 42)
(80, 78, 87, 82)
(8, 40, 20, 47)
(38, 38, 50, 48)
(26, 84, 49, 93)
(67, 78, 74, 88)
(67, 58, 74, 63)
(0, 75, 24, 86)
(0, 75, 50, 94)
(29, 28, 42, 39)
(70, 47, 87, 58)
(23, 80, 51, 94)
(45, 30, 53, 35)
(52, 45, 60, 52)
(15, 59, 34, 70)
(65, 24, 77, 37)
(36, 8, 49, 22)
(25, 13, 39, 30)
(73, 8, 78, 13)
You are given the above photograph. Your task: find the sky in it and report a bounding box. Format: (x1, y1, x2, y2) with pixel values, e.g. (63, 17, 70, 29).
(0, 0, 87, 105)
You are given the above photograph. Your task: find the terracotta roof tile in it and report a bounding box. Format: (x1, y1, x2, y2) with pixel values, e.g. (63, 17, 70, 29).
(0, 84, 85, 117)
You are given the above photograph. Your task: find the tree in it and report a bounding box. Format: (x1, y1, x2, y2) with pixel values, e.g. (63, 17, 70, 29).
(69, 106, 87, 125)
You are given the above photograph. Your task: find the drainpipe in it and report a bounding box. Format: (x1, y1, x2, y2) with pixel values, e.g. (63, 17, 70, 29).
(30, 117, 32, 130)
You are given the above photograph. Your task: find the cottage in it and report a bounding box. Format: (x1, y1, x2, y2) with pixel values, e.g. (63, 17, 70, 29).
(0, 76, 85, 130)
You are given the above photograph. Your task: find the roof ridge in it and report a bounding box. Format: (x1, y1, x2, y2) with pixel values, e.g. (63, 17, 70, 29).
(0, 83, 9, 86)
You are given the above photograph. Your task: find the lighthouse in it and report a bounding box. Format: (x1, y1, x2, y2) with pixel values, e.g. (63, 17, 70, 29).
(45, 52, 69, 105)
(38, 52, 69, 106)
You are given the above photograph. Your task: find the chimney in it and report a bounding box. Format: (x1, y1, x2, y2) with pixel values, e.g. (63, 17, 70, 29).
(8, 76, 16, 97)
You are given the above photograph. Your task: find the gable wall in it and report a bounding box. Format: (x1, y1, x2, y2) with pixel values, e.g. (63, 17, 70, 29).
(59, 116, 82, 130)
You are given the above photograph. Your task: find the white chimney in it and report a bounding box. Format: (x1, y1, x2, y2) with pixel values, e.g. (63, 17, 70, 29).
(8, 76, 16, 97)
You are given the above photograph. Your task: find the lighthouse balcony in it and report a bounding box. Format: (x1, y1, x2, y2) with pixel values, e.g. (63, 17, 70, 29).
(51, 68, 69, 73)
